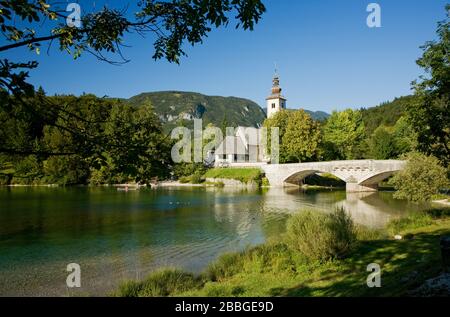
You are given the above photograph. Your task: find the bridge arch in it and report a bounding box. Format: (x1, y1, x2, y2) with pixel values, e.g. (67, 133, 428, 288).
(284, 170, 346, 186)
(251, 160, 407, 192)
(358, 170, 402, 186)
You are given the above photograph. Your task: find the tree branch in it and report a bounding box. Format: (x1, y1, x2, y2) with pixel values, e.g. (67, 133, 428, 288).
(0, 33, 63, 52)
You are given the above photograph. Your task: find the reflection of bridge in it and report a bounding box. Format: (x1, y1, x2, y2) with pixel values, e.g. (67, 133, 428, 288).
(232, 160, 406, 192)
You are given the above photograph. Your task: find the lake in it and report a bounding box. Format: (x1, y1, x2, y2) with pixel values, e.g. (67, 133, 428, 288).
(0, 186, 426, 296)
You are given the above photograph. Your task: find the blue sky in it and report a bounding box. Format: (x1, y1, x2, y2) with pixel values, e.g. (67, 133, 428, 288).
(2, 0, 448, 113)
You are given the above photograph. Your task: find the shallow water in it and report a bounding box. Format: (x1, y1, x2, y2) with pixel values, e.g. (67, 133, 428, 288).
(0, 186, 426, 296)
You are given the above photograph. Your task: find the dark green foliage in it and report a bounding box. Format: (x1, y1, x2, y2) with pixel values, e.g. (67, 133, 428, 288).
(408, 6, 450, 166)
(126, 91, 266, 132)
(303, 173, 345, 187)
(0, 93, 172, 185)
(360, 95, 417, 136)
(368, 126, 398, 159)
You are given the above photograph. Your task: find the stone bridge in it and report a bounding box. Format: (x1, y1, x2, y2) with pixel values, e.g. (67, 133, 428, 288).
(231, 160, 406, 192)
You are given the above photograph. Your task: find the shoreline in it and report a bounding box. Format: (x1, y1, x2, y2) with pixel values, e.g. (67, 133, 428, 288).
(432, 199, 450, 206)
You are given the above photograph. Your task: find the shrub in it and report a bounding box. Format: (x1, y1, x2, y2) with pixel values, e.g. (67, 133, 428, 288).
(389, 152, 449, 202)
(190, 172, 204, 184)
(116, 269, 201, 297)
(179, 176, 190, 184)
(261, 177, 270, 187)
(206, 253, 244, 281)
(286, 208, 356, 262)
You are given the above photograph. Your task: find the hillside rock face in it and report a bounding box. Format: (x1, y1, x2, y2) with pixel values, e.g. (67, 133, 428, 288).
(127, 91, 266, 131)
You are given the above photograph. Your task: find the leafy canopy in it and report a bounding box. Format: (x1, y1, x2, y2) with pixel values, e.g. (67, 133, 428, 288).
(322, 109, 365, 160)
(0, 0, 266, 97)
(389, 152, 449, 202)
(408, 5, 450, 166)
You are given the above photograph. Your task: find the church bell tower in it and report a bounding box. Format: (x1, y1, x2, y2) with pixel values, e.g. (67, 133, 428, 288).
(266, 70, 287, 118)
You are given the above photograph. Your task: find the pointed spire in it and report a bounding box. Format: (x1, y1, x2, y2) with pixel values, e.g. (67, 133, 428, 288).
(272, 69, 281, 94)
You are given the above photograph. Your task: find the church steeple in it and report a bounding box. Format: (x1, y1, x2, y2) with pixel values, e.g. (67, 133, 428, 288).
(266, 70, 287, 118)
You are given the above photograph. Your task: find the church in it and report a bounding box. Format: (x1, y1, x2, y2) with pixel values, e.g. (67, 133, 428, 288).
(214, 72, 286, 166)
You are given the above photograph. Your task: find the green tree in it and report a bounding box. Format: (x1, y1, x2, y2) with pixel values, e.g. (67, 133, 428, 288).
(368, 126, 397, 159)
(392, 116, 417, 155)
(282, 110, 321, 163)
(408, 5, 450, 166)
(389, 152, 449, 202)
(263, 110, 290, 161)
(0, 0, 266, 157)
(102, 101, 171, 184)
(322, 109, 365, 160)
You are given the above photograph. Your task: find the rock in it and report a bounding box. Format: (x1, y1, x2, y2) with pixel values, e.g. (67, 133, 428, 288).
(394, 235, 403, 240)
(409, 273, 450, 297)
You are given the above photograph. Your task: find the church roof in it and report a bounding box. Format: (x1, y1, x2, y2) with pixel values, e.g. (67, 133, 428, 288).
(266, 94, 287, 101)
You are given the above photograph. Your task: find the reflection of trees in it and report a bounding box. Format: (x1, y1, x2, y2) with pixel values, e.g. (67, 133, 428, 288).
(339, 192, 426, 228)
(213, 189, 265, 246)
(260, 188, 413, 229)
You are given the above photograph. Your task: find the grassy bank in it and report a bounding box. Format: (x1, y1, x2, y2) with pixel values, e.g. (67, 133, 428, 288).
(204, 168, 262, 184)
(116, 208, 450, 297)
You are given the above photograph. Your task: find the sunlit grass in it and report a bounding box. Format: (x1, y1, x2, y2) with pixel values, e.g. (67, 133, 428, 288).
(204, 168, 261, 184)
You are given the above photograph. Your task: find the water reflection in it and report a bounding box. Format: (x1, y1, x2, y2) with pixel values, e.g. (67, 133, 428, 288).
(0, 186, 427, 296)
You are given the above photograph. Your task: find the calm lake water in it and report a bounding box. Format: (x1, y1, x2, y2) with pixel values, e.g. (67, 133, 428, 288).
(0, 186, 427, 296)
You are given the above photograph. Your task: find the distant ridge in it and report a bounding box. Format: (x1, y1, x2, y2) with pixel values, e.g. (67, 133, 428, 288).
(126, 91, 266, 131)
(125, 91, 331, 131)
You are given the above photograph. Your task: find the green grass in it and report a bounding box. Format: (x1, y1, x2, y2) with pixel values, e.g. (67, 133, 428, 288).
(114, 269, 203, 297)
(204, 168, 261, 184)
(116, 209, 450, 297)
(387, 212, 434, 235)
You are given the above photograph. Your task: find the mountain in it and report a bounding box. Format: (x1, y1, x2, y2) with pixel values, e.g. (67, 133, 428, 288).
(277, 108, 330, 121)
(304, 110, 330, 121)
(126, 91, 331, 131)
(360, 95, 417, 135)
(126, 91, 266, 132)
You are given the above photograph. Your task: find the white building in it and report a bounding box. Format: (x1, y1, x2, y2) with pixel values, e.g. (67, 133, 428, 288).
(214, 73, 286, 166)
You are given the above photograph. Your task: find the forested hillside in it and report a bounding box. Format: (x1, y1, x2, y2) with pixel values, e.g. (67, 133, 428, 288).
(126, 91, 330, 131)
(126, 91, 266, 131)
(360, 95, 417, 135)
